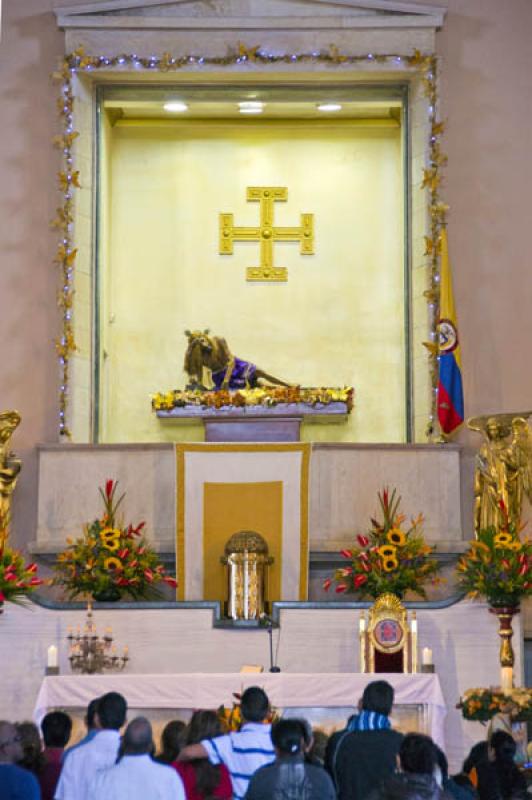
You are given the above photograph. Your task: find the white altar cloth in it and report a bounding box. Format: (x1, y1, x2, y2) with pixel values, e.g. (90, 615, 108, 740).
(34, 672, 446, 747)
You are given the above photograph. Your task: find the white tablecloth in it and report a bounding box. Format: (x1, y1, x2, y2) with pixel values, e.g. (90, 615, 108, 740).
(34, 672, 446, 747)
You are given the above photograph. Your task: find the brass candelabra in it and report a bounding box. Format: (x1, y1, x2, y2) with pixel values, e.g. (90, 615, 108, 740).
(67, 603, 128, 674)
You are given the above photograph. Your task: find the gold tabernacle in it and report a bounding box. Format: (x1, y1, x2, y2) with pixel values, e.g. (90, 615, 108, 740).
(221, 530, 273, 620)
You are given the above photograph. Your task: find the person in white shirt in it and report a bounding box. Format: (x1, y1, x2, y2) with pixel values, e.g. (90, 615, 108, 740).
(179, 686, 275, 800)
(54, 691, 127, 800)
(88, 717, 185, 800)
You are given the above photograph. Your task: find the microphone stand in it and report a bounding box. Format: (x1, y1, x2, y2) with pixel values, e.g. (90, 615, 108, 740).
(262, 615, 281, 672)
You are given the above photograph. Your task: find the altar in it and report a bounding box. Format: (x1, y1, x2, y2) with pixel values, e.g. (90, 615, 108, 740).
(34, 672, 446, 748)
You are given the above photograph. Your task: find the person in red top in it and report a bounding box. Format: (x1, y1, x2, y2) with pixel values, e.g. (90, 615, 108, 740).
(173, 711, 232, 800)
(39, 711, 72, 800)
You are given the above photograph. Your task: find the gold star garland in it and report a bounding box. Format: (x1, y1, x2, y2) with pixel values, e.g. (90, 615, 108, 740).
(52, 44, 447, 439)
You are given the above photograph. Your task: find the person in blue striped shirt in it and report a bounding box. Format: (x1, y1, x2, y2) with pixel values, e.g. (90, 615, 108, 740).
(179, 687, 275, 800)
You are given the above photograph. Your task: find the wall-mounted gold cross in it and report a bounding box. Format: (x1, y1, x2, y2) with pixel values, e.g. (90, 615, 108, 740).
(219, 186, 314, 282)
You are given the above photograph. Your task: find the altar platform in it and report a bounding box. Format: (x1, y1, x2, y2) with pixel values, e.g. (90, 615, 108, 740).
(35, 672, 446, 747)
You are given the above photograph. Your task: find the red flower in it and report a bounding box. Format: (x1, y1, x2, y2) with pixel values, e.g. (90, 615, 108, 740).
(16, 580, 26, 588)
(4, 573, 17, 582)
(359, 552, 369, 561)
(117, 577, 130, 586)
(354, 574, 368, 588)
(131, 522, 146, 536)
(144, 569, 154, 582)
(117, 549, 129, 560)
(322, 578, 332, 591)
(501, 560, 510, 570)
(163, 577, 177, 588)
(105, 479, 114, 499)
(519, 563, 529, 576)
(29, 578, 44, 586)
(360, 561, 372, 573)
(335, 583, 348, 594)
(137, 547, 145, 555)
(24, 563, 38, 574)
(128, 559, 138, 568)
(0, 591, 4, 601)
(357, 535, 369, 548)
(340, 549, 352, 559)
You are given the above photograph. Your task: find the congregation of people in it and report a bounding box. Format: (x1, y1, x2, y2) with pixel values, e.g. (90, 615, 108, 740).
(0, 681, 529, 800)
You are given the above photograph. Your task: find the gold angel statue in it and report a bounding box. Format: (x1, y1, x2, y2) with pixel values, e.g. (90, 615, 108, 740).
(0, 410, 22, 546)
(468, 412, 532, 535)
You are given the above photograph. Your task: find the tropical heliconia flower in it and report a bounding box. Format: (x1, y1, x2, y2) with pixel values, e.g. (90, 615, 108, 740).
(323, 487, 439, 600)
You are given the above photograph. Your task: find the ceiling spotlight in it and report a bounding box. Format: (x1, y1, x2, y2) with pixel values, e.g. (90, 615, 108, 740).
(239, 101, 264, 114)
(317, 103, 342, 112)
(163, 101, 188, 112)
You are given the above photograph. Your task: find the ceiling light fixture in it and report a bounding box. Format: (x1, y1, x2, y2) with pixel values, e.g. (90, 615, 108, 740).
(239, 101, 265, 114)
(317, 103, 342, 112)
(163, 101, 188, 112)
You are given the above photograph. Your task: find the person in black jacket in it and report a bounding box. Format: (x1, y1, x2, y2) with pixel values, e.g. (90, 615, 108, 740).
(326, 680, 403, 800)
(369, 733, 446, 800)
(476, 731, 527, 800)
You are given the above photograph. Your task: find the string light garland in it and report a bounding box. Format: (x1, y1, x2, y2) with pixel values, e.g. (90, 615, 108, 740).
(52, 44, 447, 440)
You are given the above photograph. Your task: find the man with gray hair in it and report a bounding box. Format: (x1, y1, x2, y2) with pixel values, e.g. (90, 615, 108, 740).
(88, 717, 185, 800)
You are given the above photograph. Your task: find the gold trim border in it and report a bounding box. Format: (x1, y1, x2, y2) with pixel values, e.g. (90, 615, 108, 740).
(175, 442, 310, 602)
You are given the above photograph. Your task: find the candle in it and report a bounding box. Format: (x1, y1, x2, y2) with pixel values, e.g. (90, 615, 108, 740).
(501, 667, 513, 691)
(422, 647, 433, 666)
(47, 645, 58, 668)
(359, 615, 366, 633)
(411, 618, 417, 634)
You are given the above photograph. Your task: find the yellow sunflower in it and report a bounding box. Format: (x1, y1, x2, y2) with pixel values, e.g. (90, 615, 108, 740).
(102, 539, 119, 552)
(382, 557, 399, 572)
(104, 557, 122, 570)
(508, 541, 522, 551)
(100, 527, 120, 540)
(378, 545, 397, 558)
(387, 528, 406, 547)
(494, 532, 514, 549)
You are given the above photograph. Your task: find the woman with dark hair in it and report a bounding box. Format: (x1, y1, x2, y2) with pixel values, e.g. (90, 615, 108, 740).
(172, 711, 232, 800)
(476, 731, 527, 800)
(245, 718, 336, 800)
(155, 720, 186, 765)
(15, 722, 46, 776)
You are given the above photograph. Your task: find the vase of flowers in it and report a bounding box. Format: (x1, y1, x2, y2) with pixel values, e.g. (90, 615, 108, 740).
(53, 479, 177, 601)
(323, 488, 439, 600)
(456, 504, 532, 674)
(0, 511, 44, 611)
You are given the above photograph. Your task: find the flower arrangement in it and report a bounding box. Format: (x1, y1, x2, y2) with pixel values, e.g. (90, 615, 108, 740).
(0, 511, 44, 606)
(152, 385, 354, 413)
(53, 479, 177, 601)
(323, 488, 439, 600)
(217, 693, 280, 733)
(458, 687, 532, 722)
(456, 506, 532, 608)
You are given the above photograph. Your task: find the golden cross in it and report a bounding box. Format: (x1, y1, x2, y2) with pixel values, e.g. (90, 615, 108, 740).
(219, 186, 314, 282)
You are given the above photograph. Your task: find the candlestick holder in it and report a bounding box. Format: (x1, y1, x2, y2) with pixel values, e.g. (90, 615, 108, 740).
(67, 603, 129, 674)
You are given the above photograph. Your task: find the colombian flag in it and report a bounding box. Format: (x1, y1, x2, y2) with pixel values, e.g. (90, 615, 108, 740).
(437, 228, 464, 434)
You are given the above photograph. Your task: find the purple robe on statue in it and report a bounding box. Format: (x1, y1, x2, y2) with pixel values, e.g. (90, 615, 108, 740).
(211, 357, 257, 390)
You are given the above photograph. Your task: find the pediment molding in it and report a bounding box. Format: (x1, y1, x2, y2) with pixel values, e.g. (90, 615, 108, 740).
(55, 0, 446, 31)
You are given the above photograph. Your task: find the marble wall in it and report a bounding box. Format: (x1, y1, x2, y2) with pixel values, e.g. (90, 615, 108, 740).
(32, 441, 465, 555)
